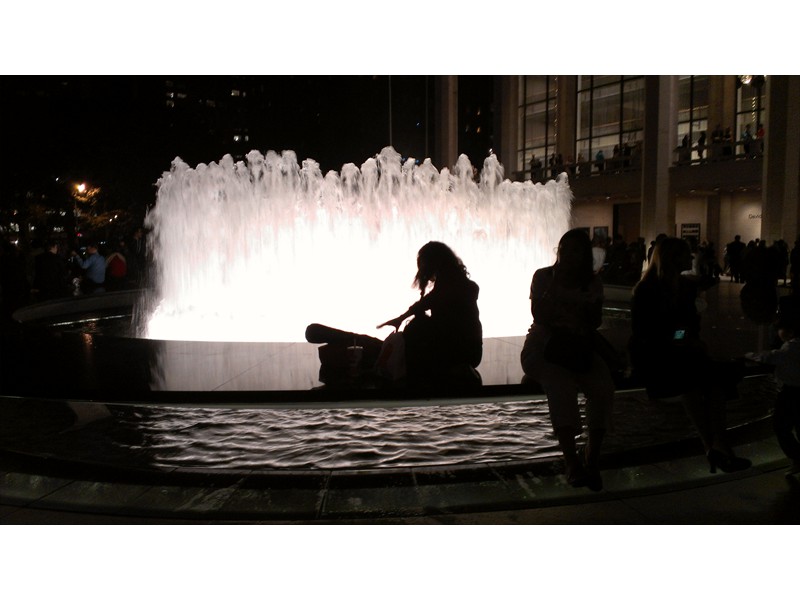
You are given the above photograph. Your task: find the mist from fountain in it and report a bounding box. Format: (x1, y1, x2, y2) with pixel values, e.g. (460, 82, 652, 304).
(142, 147, 572, 343)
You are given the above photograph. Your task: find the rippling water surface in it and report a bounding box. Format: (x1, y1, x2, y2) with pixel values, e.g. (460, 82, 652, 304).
(116, 399, 560, 470)
(0, 375, 773, 472)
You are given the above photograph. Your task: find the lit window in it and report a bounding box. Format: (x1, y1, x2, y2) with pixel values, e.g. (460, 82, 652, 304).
(177, 93, 187, 99)
(231, 89, 241, 97)
(233, 135, 241, 142)
(166, 100, 175, 108)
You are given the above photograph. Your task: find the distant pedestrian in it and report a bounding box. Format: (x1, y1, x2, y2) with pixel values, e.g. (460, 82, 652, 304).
(33, 239, 70, 300)
(725, 235, 746, 283)
(105, 241, 128, 291)
(71, 241, 105, 293)
(723, 127, 734, 156)
(696, 131, 706, 161)
(595, 149, 605, 172)
(756, 123, 765, 155)
(711, 123, 724, 159)
(741, 124, 753, 157)
(529, 154, 543, 183)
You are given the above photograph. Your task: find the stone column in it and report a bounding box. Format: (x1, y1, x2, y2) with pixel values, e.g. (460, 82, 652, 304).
(494, 75, 520, 179)
(434, 75, 459, 171)
(708, 76, 737, 135)
(706, 193, 720, 247)
(762, 75, 800, 244)
(640, 75, 678, 243)
(556, 76, 577, 163)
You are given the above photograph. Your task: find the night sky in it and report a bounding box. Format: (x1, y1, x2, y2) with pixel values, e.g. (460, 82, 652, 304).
(2, 75, 463, 211)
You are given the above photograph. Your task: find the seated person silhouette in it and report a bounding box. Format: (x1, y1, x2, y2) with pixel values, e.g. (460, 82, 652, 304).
(629, 237, 750, 474)
(520, 228, 614, 491)
(306, 241, 483, 389)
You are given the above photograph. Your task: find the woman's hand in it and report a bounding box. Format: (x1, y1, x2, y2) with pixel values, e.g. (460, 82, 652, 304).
(377, 315, 405, 331)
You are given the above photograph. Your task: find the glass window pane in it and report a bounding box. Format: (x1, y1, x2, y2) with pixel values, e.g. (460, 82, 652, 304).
(548, 98, 557, 130)
(593, 76, 620, 87)
(578, 90, 591, 138)
(592, 84, 620, 138)
(576, 140, 591, 164)
(525, 76, 549, 104)
(678, 76, 692, 121)
(692, 75, 709, 117)
(593, 134, 618, 162)
(525, 103, 547, 149)
(622, 78, 644, 133)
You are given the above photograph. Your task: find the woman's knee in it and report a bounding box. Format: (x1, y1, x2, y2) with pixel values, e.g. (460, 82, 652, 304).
(547, 397, 581, 431)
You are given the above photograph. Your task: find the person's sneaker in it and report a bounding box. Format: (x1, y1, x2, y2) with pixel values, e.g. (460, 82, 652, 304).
(785, 461, 800, 477)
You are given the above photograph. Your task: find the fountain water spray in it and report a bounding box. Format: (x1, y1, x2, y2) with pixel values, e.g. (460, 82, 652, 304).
(143, 147, 572, 343)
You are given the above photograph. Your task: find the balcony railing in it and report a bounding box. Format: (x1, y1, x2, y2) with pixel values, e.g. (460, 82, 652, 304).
(673, 139, 764, 166)
(513, 139, 765, 183)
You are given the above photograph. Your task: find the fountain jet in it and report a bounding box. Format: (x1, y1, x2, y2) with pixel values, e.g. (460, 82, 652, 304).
(143, 147, 572, 343)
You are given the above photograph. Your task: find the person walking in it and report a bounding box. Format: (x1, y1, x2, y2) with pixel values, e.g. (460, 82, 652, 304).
(725, 235, 746, 283)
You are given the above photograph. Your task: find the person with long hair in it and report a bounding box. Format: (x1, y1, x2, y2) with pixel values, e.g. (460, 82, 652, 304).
(306, 241, 482, 387)
(630, 236, 751, 473)
(378, 241, 482, 383)
(521, 228, 615, 491)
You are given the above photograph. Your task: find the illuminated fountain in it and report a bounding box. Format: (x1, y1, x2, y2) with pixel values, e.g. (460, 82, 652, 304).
(142, 147, 572, 343)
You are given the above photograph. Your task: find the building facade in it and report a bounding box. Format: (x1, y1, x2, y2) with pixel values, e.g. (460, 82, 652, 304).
(438, 75, 800, 249)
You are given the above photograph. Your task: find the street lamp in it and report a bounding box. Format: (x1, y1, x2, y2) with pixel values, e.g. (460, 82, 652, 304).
(72, 182, 88, 241)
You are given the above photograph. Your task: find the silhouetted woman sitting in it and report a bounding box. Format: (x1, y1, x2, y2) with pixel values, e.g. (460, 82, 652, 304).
(306, 241, 482, 387)
(629, 237, 751, 473)
(521, 229, 615, 491)
(378, 241, 482, 384)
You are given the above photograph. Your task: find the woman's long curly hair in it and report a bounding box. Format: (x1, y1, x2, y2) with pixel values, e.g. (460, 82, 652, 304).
(413, 241, 469, 296)
(553, 228, 595, 288)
